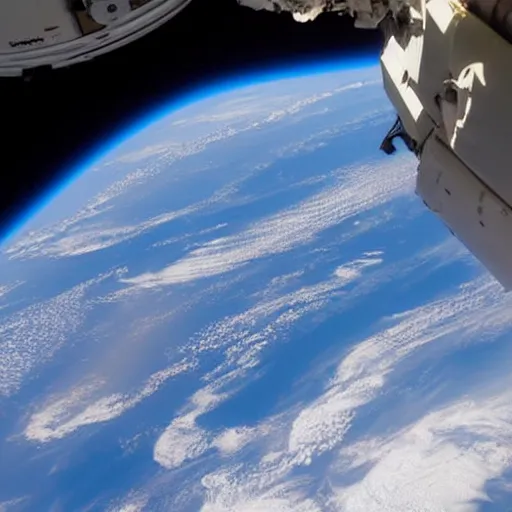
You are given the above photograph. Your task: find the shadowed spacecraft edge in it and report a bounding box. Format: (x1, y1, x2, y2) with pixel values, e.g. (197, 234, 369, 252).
(0, 0, 192, 76)
(2, 0, 512, 291)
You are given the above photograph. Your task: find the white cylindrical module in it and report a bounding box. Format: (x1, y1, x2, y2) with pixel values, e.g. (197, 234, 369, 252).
(0, 0, 192, 75)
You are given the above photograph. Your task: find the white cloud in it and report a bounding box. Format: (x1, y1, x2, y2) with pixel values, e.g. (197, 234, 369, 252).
(0, 281, 22, 298)
(0, 497, 28, 511)
(199, 449, 319, 511)
(121, 156, 414, 289)
(334, 256, 382, 279)
(363, 250, 384, 257)
(115, 144, 171, 163)
(213, 427, 260, 456)
(175, 105, 276, 126)
(171, 78, 379, 131)
(29, 207, 196, 258)
(245, 106, 392, 176)
(0, 275, 107, 397)
(25, 359, 194, 442)
(152, 223, 228, 249)
(286, 276, 512, 465)
(154, 410, 211, 469)
(200, 450, 324, 512)
(107, 493, 149, 512)
(201, 475, 322, 512)
(115, 505, 145, 512)
(154, 387, 223, 469)
(0, 281, 24, 311)
(259, 81, 375, 125)
(333, 393, 512, 511)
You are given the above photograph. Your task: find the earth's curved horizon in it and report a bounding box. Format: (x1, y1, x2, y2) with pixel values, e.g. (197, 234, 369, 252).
(0, 55, 376, 248)
(1, 60, 512, 512)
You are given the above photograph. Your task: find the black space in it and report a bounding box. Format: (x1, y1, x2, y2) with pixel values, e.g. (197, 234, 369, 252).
(0, 0, 382, 236)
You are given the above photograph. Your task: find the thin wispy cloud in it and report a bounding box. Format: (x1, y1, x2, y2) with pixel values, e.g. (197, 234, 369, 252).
(0, 497, 28, 512)
(0, 273, 113, 397)
(25, 359, 194, 443)
(169, 78, 378, 130)
(22, 207, 197, 258)
(121, 156, 414, 289)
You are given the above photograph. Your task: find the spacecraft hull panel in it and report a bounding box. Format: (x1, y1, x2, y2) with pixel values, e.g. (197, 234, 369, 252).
(0, 0, 82, 54)
(380, 36, 435, 150)
(418, 133, 512, 291)
(445, 8, 512, 209)
(0, 0, 191, 76)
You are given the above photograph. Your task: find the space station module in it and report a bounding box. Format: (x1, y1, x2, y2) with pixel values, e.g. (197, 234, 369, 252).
(0, 0, 192, 74)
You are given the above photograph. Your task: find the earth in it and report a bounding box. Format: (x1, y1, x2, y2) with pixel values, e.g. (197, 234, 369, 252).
(1, 60, 512, 512)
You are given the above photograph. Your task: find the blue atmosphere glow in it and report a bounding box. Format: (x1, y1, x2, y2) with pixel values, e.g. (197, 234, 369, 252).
(0, 54, 377, 247)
